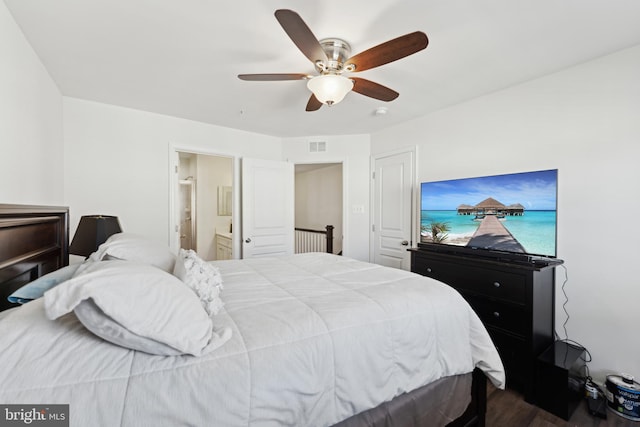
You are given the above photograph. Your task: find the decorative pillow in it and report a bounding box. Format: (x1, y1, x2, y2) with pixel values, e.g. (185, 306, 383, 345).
(44, 260, 215, 356)
(8, 264, 82, 304)
(173, 249, 224, 316)
(88, 232, 176, 272)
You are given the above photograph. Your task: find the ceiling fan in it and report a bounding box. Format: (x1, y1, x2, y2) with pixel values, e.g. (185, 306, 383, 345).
(238, 9, 429, 111)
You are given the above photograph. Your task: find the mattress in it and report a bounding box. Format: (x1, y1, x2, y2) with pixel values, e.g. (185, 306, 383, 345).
(0, 253, 504, 426)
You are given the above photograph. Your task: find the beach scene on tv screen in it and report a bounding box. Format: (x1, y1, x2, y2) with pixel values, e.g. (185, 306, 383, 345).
(420, 169, 557, 257)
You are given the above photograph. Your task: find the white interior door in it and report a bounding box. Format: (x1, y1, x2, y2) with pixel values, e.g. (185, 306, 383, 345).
(242, 158, 294, 258)
(372, 149, 414, 270)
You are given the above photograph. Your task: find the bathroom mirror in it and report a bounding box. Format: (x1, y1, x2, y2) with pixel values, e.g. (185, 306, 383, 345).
(217, 186, 232, 216)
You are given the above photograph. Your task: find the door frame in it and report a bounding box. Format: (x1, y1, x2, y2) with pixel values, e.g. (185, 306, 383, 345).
(168, 142, 240, 258)
(369, 146, 418, 266)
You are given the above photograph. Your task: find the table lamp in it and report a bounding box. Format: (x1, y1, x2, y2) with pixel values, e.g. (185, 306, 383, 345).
(69, 215, 122, 258)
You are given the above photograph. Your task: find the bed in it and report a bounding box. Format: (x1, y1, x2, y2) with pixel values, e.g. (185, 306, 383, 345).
(0, 204, 504, 427)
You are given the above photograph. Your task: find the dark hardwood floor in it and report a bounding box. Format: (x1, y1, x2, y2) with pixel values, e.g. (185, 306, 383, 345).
(486, 384, 637, 427)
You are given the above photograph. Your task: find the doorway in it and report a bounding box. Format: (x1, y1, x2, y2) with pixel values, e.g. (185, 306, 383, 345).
(175, 151, 234, 261)
(294, 163, 343, 255)
(178, 177, 196, 251)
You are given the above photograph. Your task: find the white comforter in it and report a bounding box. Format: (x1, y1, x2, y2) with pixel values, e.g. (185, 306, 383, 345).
(0, 253, 504, 426)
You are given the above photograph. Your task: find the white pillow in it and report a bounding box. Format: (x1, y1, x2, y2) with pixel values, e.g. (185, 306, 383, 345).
(74, 299, 187, 356)
(44, 260, 214, 356)
(173, 249, 224, 316)
(89, 232, 176, 272)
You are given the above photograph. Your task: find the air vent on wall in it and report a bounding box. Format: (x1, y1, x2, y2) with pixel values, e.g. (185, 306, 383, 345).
(309, 141, 327, 152)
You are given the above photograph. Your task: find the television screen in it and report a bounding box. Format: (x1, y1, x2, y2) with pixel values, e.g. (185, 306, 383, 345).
(420, 169, 557, 257)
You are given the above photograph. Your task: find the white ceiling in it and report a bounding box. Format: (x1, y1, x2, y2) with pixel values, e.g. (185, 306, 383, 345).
(5, 0, 640, 138)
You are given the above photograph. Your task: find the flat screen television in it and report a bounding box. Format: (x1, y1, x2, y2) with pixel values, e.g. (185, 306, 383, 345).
(419, 169, 557, 260)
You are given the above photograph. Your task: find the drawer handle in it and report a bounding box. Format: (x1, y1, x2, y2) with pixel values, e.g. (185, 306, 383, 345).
(493, 311, 500, 318)
(426, 267, 432, 273)
(493, 282, 501, 288)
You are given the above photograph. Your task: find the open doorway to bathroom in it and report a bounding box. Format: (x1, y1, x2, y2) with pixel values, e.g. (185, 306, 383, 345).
(294, 163, 343, 255)
(176, 152, 233, 261)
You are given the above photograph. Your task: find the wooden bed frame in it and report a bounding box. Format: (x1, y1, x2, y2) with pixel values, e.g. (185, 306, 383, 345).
(447, 368, 487, 427)
(0, 204, 69, 312)
(0, 203, 487, 426)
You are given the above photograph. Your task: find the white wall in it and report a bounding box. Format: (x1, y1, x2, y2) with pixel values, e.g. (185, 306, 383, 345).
(371, 45, 640, 383)
(63, 98, 281, 244)
(283, 135, 371, 261)
(0, 2, 63, 205)
(63, 99, 366, 261)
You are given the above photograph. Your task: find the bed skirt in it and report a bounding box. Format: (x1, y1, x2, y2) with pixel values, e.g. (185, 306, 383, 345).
(335, 369, 486, 427)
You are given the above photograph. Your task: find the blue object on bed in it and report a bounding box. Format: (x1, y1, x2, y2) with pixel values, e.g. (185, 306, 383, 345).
(8, 264, 81, 304)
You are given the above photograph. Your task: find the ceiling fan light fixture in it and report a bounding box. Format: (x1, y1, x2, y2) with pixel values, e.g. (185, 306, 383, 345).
(307, 74, 353, 106)
(240, 10, 429, 111)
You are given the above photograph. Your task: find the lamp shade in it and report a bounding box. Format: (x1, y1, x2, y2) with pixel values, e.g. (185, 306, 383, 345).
(307, 74, 353, 105)
(69, 215, 122, 257)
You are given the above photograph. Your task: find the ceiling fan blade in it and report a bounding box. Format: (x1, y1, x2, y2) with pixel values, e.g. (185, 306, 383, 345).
(274, 9, 328, 64)
(237, 73, 309, 81)
(345, 31, 428, 72)
(351, 78, 399, 102)
(305, 94, 323, 111)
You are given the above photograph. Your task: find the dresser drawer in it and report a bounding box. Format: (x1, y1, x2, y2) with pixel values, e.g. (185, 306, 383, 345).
(465, 294, 527, 336)
(413, 256, 526, 304)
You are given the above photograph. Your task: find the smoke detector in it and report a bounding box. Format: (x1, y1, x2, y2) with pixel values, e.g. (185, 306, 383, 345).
(375, 107, 388, 116)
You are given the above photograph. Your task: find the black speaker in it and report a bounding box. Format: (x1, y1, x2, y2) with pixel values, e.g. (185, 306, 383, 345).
(535, 341, 586, 420)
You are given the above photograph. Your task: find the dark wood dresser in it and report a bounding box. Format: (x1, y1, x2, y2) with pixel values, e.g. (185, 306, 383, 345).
(409, 247, 563, 402)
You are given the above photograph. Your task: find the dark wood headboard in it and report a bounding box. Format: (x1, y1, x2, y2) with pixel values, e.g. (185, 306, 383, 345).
(0, 204, 69, 312)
